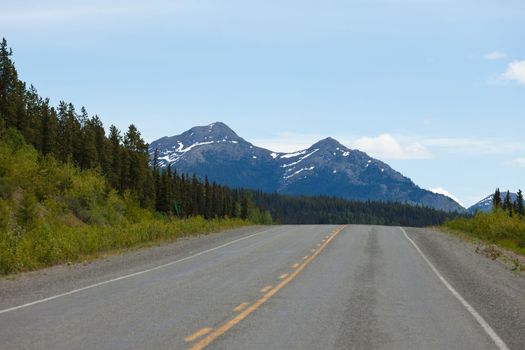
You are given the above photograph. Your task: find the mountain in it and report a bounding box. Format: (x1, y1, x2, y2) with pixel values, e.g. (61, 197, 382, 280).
(468, 192, 518, 213)
(149, 122, 464, 212)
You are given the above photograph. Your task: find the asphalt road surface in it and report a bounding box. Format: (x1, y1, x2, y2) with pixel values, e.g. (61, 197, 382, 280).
(1, 225, 524, 350)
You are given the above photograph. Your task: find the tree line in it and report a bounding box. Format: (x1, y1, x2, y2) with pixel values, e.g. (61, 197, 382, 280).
(251, 191, 462, 227)
(492, 188, 524, 218)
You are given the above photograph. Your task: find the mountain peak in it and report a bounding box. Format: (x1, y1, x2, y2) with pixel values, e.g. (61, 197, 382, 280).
(149, 123, 464, 212)
(183, 121, 239, 140)
(310, 137, 348, 150)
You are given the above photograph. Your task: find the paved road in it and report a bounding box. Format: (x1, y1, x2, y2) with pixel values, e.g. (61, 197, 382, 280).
(1, 225, 524, 349)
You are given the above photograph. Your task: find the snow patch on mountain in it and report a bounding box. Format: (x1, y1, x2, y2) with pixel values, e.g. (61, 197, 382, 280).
(281, 150, 307, 159)
(283, 166, 315, 180)
(281, 149, 319, 168)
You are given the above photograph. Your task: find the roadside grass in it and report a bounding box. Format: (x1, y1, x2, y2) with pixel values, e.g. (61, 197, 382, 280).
(441, 211, 525, 260)
(0, 216, 250, 276)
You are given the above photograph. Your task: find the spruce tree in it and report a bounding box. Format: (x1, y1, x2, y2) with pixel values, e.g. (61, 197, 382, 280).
(492, 188, 501, 210)
(516, 189, 524, 217)
(503, 190, 512, 213)
(0, 38, 18, 129)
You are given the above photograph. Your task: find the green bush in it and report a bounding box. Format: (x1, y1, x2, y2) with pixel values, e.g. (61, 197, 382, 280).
(444, 211, 525, 254)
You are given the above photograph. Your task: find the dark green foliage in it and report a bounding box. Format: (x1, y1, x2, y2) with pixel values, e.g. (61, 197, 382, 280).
(492, 188, 501, 210)
(251, 191, 463, 227)
(516, 190, 524, 217)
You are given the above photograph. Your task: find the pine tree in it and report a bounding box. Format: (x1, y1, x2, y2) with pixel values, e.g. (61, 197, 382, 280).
(107, 125, 122, 189)
(57, 101, 75, 162)
(492, 188, 501, 210)
(39, 99, 57, 155)
(516, 189, 524, 217)
(0, 38, 18, 130)
(79, 108, 98, 169)
(503, 190, 512, 213)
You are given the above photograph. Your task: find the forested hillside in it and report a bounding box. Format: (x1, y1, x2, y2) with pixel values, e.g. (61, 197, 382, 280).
(252, 192, 462, 227)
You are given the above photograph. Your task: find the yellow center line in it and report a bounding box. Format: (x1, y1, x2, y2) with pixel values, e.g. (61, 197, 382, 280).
(279, 273, 289, 279)
(292, 263, 300, 269)
(185, 328, 213, 342)
(233, 302, 249, 312)
(260, 285, 272, 293)
(187, 225, 347, 350)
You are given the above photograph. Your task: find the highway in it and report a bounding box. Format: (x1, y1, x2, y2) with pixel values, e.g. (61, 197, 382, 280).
(1, 225, 524, 349)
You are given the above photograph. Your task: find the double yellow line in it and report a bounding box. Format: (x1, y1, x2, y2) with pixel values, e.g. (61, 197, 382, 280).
(187, 225, 347, 350)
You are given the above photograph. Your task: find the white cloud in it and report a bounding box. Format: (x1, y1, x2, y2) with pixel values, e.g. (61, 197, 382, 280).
(350, 134, 433, 160)
(253, 133, 525, 160)
(484, 51, 507, 60)
(430, 187, 464, 206)
(422, 137, 525, 155)
(504, 157, 525, 168)
(500, 60, 525, 85)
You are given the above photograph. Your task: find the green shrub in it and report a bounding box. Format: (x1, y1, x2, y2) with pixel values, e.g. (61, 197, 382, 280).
(444, 211, 525, 254)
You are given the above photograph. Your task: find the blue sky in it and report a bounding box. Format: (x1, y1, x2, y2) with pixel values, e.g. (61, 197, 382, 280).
(2, 0, 524, 207)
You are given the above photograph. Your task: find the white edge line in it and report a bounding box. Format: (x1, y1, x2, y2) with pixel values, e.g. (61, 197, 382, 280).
(399, 227, 509, 350)
(0, 227, 275, 315)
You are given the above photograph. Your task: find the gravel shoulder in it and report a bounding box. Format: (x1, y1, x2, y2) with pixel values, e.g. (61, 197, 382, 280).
(405, 227, 525, 350)
(0, 225, 270, 310)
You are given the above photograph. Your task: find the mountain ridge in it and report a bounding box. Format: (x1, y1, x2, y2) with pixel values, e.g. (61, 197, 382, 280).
(149, 122, 465, 212)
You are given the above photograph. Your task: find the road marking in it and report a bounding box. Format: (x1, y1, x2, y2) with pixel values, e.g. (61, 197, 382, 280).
(279, 273, 289, 279)
(185, 328, 213, 342)
(399, 227, 509, 350)
(303, 255, 309, 260)
(292, 263, 299, 269)
(0, 227, 277, 315)
(188, 225, 347, 350)
(260, 285, 272, 293)
(233, 302, 249, 312)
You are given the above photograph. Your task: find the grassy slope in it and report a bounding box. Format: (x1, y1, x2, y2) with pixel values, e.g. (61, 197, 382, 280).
(442, 211, 525, 256)
(0, 131, 250, 275)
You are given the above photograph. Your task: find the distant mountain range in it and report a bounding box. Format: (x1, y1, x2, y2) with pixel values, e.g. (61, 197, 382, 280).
(468, 192, 519, 213)
(149, 122, 464, 212)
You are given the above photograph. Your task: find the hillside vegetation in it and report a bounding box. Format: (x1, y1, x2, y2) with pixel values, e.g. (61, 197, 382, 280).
(0, 130, 252, 275)
(444, 189, 525, 255)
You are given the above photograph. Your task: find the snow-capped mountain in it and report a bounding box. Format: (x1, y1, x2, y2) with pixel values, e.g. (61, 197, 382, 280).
(468, 192, 518, 213)
(149, 122, 464, 212)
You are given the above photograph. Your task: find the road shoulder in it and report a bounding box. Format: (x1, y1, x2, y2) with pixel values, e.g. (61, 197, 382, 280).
(405, 227, 525, 350)
(0, 225, 270, 311)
